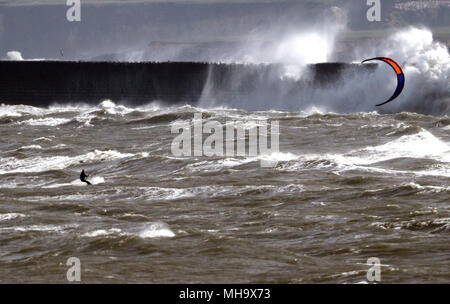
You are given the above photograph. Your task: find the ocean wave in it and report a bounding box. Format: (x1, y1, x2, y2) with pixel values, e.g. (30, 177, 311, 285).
(17, 117, 71, 126)
(18, 145, 42, 150)
(43, 176, 106, 188)
(0, 104, 44, 118)
(185, 152, 299, 172)
(0, 213, 26, 221)
(139, 184, 304, 201)
(0, 224, 78, 233)
(82, 228, 122, 237)
(278, 129, 449, 177)
(0, 150, 134, 175)
(371, 217, 450, 234)
(405, 182, 450, 193)
(99, 99, 134, 115)
(138, 222, 175, 238)
(82, 222, 175, 239)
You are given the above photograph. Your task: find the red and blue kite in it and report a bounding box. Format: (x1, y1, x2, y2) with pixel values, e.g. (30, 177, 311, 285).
(362, 57, 405, 107)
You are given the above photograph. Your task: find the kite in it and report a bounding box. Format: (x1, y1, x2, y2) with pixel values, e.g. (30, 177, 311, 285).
(362, 57, 405, 107)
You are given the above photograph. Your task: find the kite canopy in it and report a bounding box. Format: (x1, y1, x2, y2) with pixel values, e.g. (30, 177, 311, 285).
(362, 57, 405, 107)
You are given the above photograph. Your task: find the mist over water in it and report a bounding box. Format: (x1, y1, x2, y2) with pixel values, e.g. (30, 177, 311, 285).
(194, 26, 449, 115)
(3, 4, 449, 115)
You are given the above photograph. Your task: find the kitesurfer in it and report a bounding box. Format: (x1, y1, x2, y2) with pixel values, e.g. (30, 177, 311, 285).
(80, 169, 91, 185)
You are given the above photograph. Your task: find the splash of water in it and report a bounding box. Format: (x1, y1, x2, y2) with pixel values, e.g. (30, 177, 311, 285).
(349, 27, 450, 114)
(6, 51, 23, 61)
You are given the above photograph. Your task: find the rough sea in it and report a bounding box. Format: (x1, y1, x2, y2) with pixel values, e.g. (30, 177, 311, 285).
(0, 100, 449, 283)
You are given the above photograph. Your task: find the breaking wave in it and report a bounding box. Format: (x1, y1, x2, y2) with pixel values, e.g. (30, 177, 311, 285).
(1, 27, 448, 116)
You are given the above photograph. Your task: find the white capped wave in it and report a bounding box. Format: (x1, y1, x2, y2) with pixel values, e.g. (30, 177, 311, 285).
(142, 187, 196, 200)
(0, 108, 22, 118)
(279, 130, 450, 177)
(51, 144, 67, 149)
(82, 228, 122, 237)
(345, 130, 450, 164)
(18, 117, 71, 126)
(185, 158, 254, 172)
(0, 224, 78, 233)
(0, 104, 89, 118)
(82, 222, 175, 239)
(100, 99, 134, 115)
(89, 176, 105, 185)
(141, 184, 304, 201)
(371, 217, 450, 232)
(0, 100, 133, 122)
(138, 222, 175, 238)
(44, 176, 106, 188)
(0, 104, 43, 118)
(74, 113, 95, 127)
(33, 136, 54, 142)
(0, 213, 26, 221)
(18, 145, 42, 150)
(70, 176, 105, 186)
(0, 150, 134, 175)
(258, 152, 299, 163)
(185, 152, 298, 172)
(406, 182, 450, 193)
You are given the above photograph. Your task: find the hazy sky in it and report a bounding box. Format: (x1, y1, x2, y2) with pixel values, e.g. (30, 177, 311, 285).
(0, 0, 447, 61)
(1, 0, 287, 5)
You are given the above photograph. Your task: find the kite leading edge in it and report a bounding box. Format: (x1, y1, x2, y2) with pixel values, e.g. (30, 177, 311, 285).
(362, 57, 405, 107)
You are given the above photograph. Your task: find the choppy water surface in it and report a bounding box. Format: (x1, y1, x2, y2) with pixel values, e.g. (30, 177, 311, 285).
(0, 101, 449, 283)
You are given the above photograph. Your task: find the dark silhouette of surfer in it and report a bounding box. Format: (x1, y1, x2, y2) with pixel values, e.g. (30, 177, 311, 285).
(80, 169, 91, 185)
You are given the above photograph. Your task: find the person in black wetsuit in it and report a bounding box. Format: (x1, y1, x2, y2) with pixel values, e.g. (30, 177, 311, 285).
(80, 169, 91, 185)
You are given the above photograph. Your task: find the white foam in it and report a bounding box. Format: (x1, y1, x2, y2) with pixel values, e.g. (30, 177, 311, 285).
(406, 182, 449, 193)
(141, 184, 304, 202)
(347, 130, 450, 164)
(18, 117, 71, 126)
(81, 223, 175, 239)
(6, 51, 23, 61)
(74, 113, 95, 127)
(258, 152, 299, 163)
(89, 176, 105, 185)
(0, 213, 26, 221)
(0, 104, 71, 118)
(371, 218, 450, 231)
(82, 228, 122, 237)
(0, 104, 40, 118)
(131, 126, 160, 130)
(19, 145, 42, 150)
(51, 144, 67, 149)
(138, 222, 175, 238)
(13, 225, 63, 232)
(44, 176, 106, 188)
(0, 224, 78, 233)
(143, 187, 195, 200)
(33, 137, 54, 142)
(186, 151, 299, 173)
(0, 150, 134, 175)
(279, 130, 450, 177)
(0, 108, 22, 118)
(100, 100, 133, 115)
(351, 27, 450, 114)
